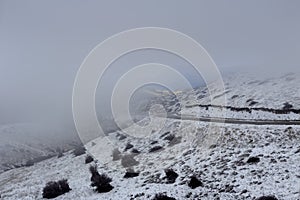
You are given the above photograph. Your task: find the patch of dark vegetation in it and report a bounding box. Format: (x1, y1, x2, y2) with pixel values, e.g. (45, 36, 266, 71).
(284, 127, 293, 132)
(186, 104, 300, 114)
(42, 179, 71, 199)
(131, 148, 140, 154)
(116, 132, 127, 140)
(144, 172, 162, 184)
(72, 145, 86, 157)
(121, 154, 139, 168)
(188, 176, 203, 189)
(85, 155, 94, 164)
(185, 192, 192, 198)
(231, 95, 239, 99)
(124, 143, 134, 151)
(163, 134, 175, 141)
(89, 165, 113, 193)
(135, 193, 145, 198)
(57, 152, 63, 158)
(197, 94, 205, 100)
(112, 148, 121, 161)
(150, 140, 158, 145)
(256, 195, 278, 200)
(247, 156, 260, 164)
(153, 193, 176, 200)
(24, 160, 34, 167)
(249, 100, 259, 106)
(149, 146, 163, 153)
(283, 102, 293, 110)
(124, 171, 139, 178)
(160, 132, 170, 138)
(164, 169, 178, 184)
(130, 193, 145, 199)
(168, 136, 182, 146)
(219, 184, 235, 193)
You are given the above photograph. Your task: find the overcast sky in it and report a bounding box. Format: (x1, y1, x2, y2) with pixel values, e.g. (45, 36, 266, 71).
(0, 0, 299, 128)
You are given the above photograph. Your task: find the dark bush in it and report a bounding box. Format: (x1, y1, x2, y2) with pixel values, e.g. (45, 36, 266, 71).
(89, 165, 113, 193)
(163, 134, 175, 141)
(116, 133, 127, 140)
(256, 196, 278, 200)
(249, 101, 258, 106)
(160, 132, 170, 138)
(283, 102, 293, 110)
(124, 171, 139, 178)
(24, 160, 34, 167)
(149, 146, 163, 153)
(42, 179, 71, 199)
(247, 156, 260, 164)
(188, 176, 203, 189)
(131, 148, 140, 154)
(164, 169, 178, 184)
(153, 193, 176, 200)
(150, 141, 158, 145)
(168, 136, 182, 146)
(57, 151, 63, 158)
(124, 143, 134, 151)
(73, 145, 86, 156)
(85, 155, 94, 164)
(57, 179, 71, 193)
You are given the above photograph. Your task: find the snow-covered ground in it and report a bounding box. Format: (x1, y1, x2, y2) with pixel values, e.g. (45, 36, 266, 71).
(0, 123, 78, 173)
(161, 73, 300, 121)
(0, 73, 300, 200)
(0, 118, 299, 199)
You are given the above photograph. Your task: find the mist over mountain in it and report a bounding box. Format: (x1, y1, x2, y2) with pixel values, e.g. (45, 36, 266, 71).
(0, 1, 299, 199)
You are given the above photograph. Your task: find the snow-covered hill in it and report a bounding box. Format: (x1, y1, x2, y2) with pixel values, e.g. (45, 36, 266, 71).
(159, 73, 300, 121)
(0, 123, 78, 173)
(0, 119, 299, 199)
(0, 73, 299, 200)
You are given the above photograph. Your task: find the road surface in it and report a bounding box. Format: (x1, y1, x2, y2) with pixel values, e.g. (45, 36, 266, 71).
(161, 114, 300, 126)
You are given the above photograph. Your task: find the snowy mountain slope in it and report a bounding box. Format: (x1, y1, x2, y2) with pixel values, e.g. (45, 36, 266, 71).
(0, 123, 78, 173)
(185, 73, 300, 109)
(0, 117, 299, 200)
(0, 73, 300, 200)
(156, 73, 300, 121)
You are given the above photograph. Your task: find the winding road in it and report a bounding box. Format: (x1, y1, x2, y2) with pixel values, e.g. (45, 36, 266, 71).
(163, 114, 300, 126)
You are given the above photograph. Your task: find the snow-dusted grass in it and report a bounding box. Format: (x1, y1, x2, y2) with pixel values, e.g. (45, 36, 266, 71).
(0, 118, 299, 199)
